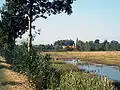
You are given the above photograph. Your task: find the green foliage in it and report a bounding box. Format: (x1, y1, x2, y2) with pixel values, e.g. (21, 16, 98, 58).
(0, 0, 27, 63)
(58, 71, 115, 90)
(52, 60, 79, 72)
(52, 60, 115, 90)
(76, 40, 84, 51)
(0, 44, 14, 64)
(12, 43, 57, 89)
(34, 44, 55, 52)
(0, 45, 5, 57)
(54, 45, 64, 51)
(76, 39, 120, 51)
(0, 0, 76, 46)
(34, 39, 120, 52)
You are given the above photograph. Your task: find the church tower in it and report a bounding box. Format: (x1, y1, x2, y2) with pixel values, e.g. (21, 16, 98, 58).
(76, 37, 79, 46)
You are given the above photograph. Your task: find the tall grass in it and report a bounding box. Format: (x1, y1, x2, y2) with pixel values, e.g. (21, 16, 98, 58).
(58, 72, 114, 90)
(52, 60, 115, 90)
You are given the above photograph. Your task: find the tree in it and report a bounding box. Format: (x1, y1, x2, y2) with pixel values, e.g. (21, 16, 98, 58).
(88, 41, 95, 51)
(110, 40, 120, 51)
(103, 40, 109, 51)
(20, 0, 76, 51)
(94, 39, 100, 51)
(0, 0, 75, 63)
(84, 41, 95, 51)
(1, 0, 76, 51)
(0, 1, 28, 63)
(35, 44, 55, 52)
(94, 39, 100, 44)
(84, 41, 90, 51)
(76, 40, 84, 51)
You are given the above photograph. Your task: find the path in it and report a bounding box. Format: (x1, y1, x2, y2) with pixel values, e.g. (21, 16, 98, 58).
(0, 57, 33, 90)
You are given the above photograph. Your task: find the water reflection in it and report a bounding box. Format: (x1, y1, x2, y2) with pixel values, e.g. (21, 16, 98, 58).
(65, 60, 120, 81)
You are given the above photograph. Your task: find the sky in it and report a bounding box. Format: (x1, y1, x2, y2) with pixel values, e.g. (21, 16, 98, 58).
(0, 0, 4, 6)
(0, 0, 120, 45)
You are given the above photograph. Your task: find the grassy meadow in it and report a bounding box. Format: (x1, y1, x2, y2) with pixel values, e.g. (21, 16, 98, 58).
(45, 51, 120, 66)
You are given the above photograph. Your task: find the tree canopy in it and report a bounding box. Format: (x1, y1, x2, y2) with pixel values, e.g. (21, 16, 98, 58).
(0, 0, 76, 63)
(0, 0, 76, 44)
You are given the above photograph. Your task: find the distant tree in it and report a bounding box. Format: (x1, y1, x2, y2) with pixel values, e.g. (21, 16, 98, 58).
(76, 40, 84, 51)
(34, 44, 54, 52)
(94, 39, 100, 51)
(54, 45, 63, 51)
(103, 40, 110, 51)
(94, 39, 100, 44)
(84, 41, 90, 51)
(54, 40, 64, 46)
(88, 41, 95, 51)
(110, 40, 120, 51)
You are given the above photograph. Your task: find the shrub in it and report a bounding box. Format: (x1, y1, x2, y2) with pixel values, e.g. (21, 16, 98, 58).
(13, 43, 57, 90)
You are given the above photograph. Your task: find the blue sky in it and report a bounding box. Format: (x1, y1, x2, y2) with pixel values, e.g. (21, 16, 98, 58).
(0, 0, 120, 44)
(0, 0, 4, 6)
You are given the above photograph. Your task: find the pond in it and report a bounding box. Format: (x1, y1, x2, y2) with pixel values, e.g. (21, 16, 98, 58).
(65, 60, 120, 82)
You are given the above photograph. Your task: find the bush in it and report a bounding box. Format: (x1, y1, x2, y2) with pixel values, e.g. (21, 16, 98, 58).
(0, 44, 14, 64)
(13, 43, 58, 90)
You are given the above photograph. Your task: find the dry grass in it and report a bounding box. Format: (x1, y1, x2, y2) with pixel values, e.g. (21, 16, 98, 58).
(0, 57, 33, 90)
(45, 51, 120, 66)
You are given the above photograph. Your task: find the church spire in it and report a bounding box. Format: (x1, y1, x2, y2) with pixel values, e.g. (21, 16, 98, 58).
(76, 37, 79, 46)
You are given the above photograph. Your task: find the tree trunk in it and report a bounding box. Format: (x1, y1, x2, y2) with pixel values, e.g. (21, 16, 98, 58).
(28, 15, 32, 52)
(28, 0, 33, 52)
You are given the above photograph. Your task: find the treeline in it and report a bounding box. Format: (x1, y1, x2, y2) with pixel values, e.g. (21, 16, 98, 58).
(76, 39, 120, 51)
(34, 44, 55, 52)
(34, 39, 120, 51)
(34, 40, 75, 51)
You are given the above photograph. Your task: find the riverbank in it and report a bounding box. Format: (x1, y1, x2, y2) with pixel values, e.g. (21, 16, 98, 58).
(0, 55, 118, 90)
(0, 57, 33, 90)
(52, 60, 116, 90)
(45, 51, 120, 66)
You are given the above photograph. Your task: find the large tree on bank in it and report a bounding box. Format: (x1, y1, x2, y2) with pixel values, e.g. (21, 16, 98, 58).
(0, 1, 29, 63)
(0, 0, 76, 52)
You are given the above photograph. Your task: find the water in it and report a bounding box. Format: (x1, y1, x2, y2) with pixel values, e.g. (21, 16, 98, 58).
(65, 60, 120, 81)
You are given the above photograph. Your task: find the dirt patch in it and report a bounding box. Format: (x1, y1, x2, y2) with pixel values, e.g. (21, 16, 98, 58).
(0, 61, 33, 90)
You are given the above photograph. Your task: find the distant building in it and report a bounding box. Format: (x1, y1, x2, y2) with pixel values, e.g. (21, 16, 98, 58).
(62, 45, 76, 49)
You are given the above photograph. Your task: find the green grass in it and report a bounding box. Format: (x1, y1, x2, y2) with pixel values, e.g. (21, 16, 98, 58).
(52, 60, 79, 72)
